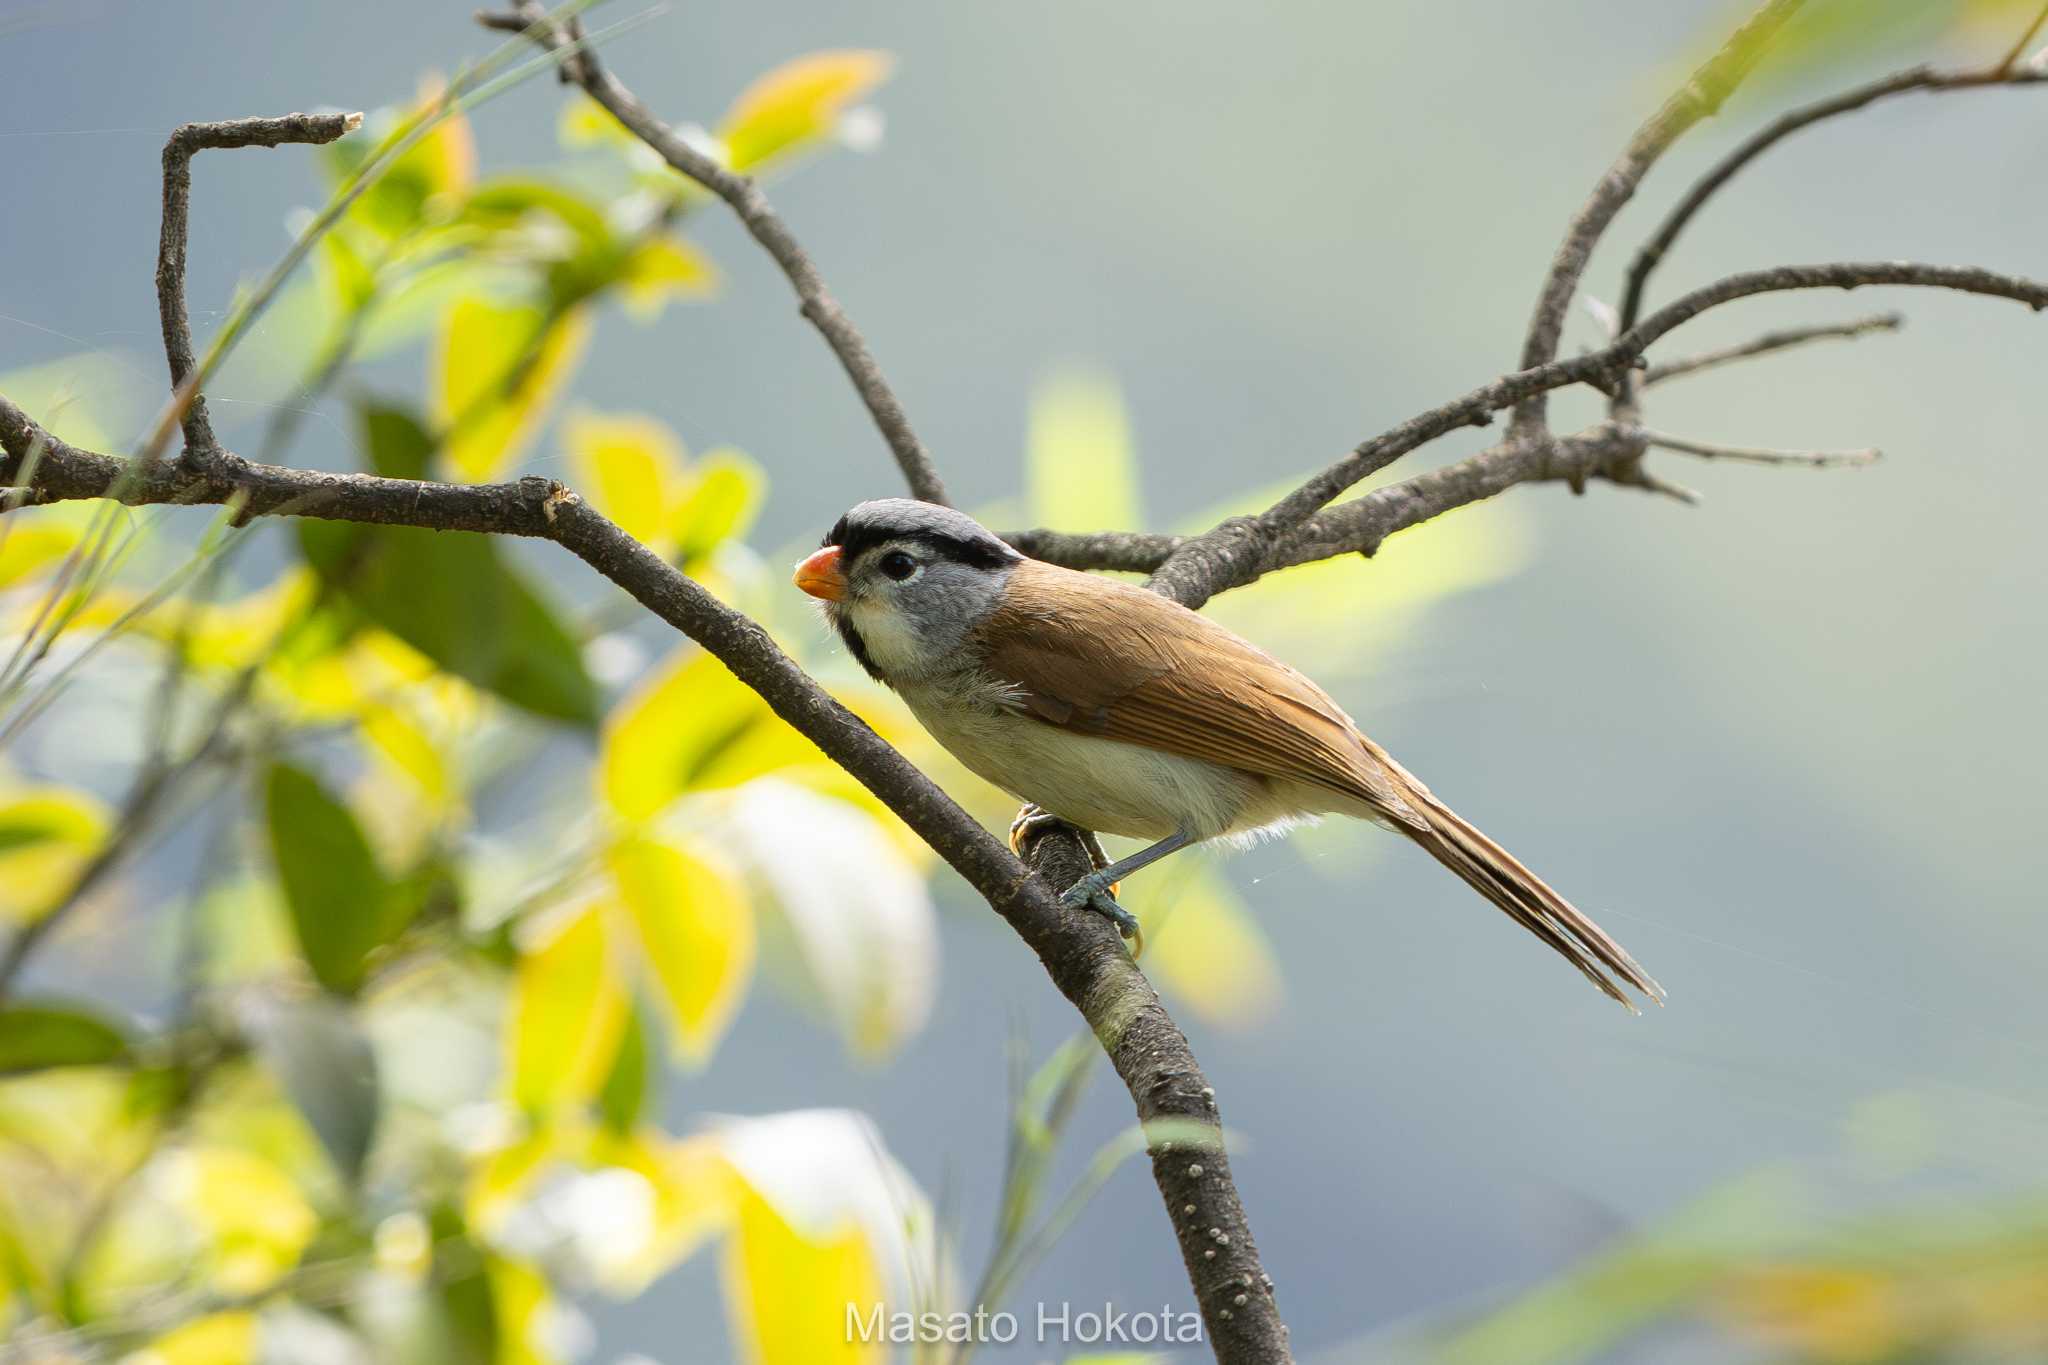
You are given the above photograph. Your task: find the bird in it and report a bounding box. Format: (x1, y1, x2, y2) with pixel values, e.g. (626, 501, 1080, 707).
(793, 498, 1661, 1010)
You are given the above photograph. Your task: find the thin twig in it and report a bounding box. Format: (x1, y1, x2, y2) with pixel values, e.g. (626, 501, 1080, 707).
(157, 113, 363, 470)
(1507, 0, 1808, 438)
(1136, 260, 2048, 606)
(1640, 312, 1903, 384)
(1644, 430, 1879, 467)
(1616, 64, 2048, 333)
(478, 2, 952, 506)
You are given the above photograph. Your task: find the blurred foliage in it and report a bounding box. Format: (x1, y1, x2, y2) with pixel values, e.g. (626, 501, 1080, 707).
(26, 1, 2023, 1360)
(1694, 0, 2048, 91)
(1423, 1170, 2048, 1364)
(0, 23, 1289, 1362)
(0, 31, 968, 1365)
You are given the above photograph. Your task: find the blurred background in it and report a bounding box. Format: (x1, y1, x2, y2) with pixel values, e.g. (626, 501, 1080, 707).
(3, 0, 2046, 1361)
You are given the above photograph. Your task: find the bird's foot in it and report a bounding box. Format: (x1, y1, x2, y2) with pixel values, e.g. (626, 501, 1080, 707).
(1059, 870, 1143, 952)
(1009, 805, 1113, 873)
(1008, 804, 1064, 855)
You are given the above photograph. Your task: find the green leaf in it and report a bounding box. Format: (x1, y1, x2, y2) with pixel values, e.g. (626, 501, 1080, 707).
(597, 996, 653, 1135)
(429, 1209, 499, 1365)
(247, 996, 381, 1187)
(298, 522, 598, 726)
(0, 1003, 128, 1074)
(355, 400, 436, 480)
(263, 762, 402, 996)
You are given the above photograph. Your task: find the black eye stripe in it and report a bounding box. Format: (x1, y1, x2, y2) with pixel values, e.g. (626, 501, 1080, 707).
(838, 529, 1012, 571)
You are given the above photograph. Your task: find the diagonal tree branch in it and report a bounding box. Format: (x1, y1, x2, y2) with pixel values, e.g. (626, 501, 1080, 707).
(156, 113, 362, 471)
(478, 2, 951, 506)
(0, 391, 1287, 1362)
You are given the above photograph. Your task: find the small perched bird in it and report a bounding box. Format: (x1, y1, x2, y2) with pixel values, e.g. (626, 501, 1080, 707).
(794, 498, 1660, 1009)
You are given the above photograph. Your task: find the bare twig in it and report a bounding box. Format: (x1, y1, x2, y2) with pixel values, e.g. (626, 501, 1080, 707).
(1617, 63, 2048, 333)
(156, 113, 362, 470)
(1644, 430, 1879, 468)
(1639, 312, 1903, 384)
(477, 2, 951, 506)
(1136, 261, 2048, 606)
(1507, 0, 1808, 438)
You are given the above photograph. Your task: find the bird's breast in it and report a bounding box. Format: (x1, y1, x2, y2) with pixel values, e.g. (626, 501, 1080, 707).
(898, 678, 1263, 842)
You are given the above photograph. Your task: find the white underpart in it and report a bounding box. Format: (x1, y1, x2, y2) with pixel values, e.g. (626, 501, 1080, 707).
(900, 676, 1341, 844)
(841, 561, 1360, 847)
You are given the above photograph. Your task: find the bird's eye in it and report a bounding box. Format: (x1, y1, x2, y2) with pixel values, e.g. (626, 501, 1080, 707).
(878, 550, 918, 581)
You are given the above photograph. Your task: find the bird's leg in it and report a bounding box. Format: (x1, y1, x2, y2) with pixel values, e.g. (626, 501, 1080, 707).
(1058, 830, 1195, 944)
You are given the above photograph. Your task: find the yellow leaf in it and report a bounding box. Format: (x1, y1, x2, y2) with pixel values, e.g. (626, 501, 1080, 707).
(436, 298, 592, 481)
(162, 1147, 317, 1294)
(361, 702, 453, 811)
(129, 1310, 257, 1365)
(466, 1125, 564, 1237)
(589, 1129, 737, 1289)
(489, 1255, 560, 1365)
(718, 51, 894, 173)
(723, 1183, 885, 1365)
(559, 93, 635, 150)
(600, 648, 824, 821)
(670, 448, 766, 563)
(506, 905, 629, 1116)
(402, 76, 477, 202)
(606, 832, 754, 1062)
(620, 237, 718, 321)
(1133, 865, 1282, 1029)
(563, 409, 690, 547)
(0, 523, 79, 592)
(0, 785, 109, 925)
(1201, 494, 1531, 678)
(1027, 367, 1143, 533)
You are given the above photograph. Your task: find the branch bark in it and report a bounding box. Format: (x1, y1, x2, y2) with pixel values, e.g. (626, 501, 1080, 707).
(478, 2, 950, 507)
(156, 113, 361, 470)
(0, 393, 1289, 1362)
(1130, 261, 2048, 607)
(1506, 0, 1808, 438)
(1617, 62, 2048, 332)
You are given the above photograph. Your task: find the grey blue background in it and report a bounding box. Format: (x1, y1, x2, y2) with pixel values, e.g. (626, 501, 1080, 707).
(5, 0, 2046, 1360)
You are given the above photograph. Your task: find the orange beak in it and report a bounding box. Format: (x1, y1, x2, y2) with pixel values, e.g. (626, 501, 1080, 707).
(793, 545, 848, 601)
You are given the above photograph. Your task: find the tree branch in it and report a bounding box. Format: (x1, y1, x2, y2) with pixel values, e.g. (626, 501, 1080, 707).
(1616, 61, 2048, 333)
(1131, 261, 2047, 607)
(477, 2, 951, 506)
(156, 113, 362, 471)
(1506, 0, 1808, 438)
(0, 392, 1289, 1362)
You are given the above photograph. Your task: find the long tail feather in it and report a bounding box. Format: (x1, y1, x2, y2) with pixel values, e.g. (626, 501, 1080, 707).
(1401, 797, 1662, 1011)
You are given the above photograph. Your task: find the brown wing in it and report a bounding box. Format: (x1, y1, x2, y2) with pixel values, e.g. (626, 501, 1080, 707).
(980, 559, 1424, 827)
(985, 561, 1661, 1007)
